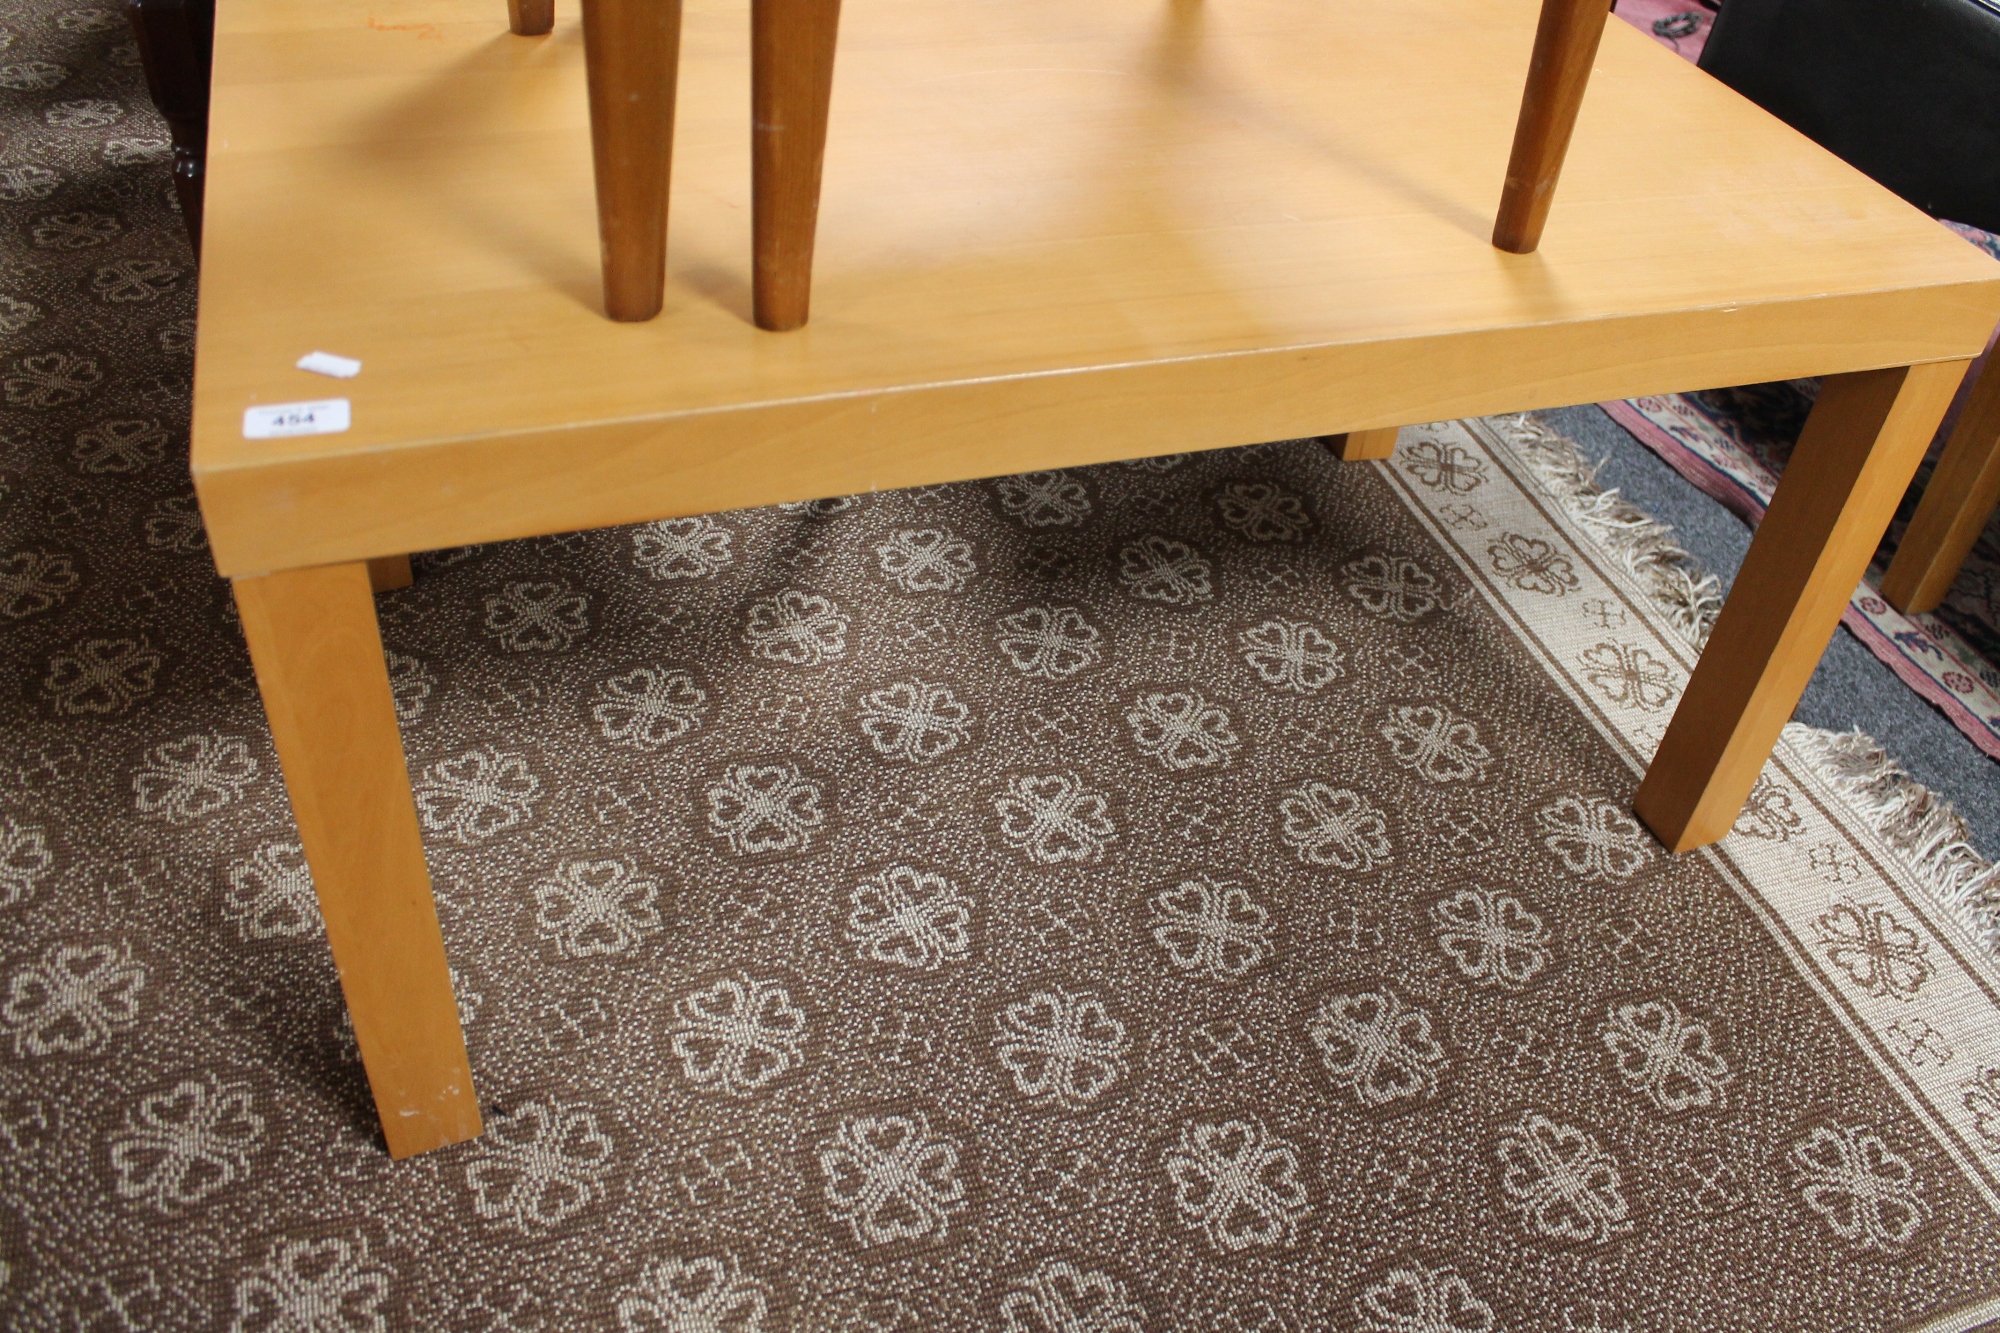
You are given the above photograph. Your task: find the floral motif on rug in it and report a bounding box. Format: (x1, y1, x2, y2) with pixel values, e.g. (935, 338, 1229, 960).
(1, 4, 1998, 1328)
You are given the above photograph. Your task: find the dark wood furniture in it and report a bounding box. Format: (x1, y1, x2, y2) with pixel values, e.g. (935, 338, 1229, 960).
(126, 0, 215, 251)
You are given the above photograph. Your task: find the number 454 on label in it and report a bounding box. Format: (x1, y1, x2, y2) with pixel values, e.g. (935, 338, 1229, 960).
(242, 398, 351, 440)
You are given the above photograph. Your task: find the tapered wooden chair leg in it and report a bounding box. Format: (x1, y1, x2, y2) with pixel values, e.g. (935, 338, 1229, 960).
(1881, 356, 2000, 613)
(1328, 428, 1401, 461)
(752, 0, 842, 332)
(234, 562, 481, 1159)
(507, 0, 553, 36)
(1492, 0, 1612, 254)
(1634, 361, 1967, 853)
(580, 0, 682, 322)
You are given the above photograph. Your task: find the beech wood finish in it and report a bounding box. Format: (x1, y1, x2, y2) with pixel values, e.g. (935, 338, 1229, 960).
(580, 0, 682, 321)
(1330, 428, 1402, 461)
(366, 554, 414, 593)
(1493, 0, 1612, 253)
(592, 0, 1592, 322)
(193, 0, 2000, 1156)
(752, 0, 842, 331)
(190, 0, 2000, 578)
(232, 563, 480, 1159)
(1635, 361, 1969, 852)
(1880, 357, 2000, 613)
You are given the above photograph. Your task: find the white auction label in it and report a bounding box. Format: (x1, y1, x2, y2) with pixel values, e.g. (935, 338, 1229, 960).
(243, 399, 351, 439)
(296, 350, 362, 379)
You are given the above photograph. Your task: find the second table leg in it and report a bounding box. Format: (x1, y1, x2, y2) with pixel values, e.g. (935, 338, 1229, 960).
(1329, 428, 1402, 461)
(1634, 360, 1966, 853)
(1880, 354, 2000, 613)
(366, 554, 413, 593)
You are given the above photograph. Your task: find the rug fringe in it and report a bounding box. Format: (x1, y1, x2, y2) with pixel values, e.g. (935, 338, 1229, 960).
(1490, 413, 1724, 646)
(1782, 724, 2000, 958)
(1487, 413, 2000, 959)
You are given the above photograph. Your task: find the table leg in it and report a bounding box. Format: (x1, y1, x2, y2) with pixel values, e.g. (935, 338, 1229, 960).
(1328, 428, 1401, 461)
(1880, 356, 2000, 614)
(366, 555, 413, 593)
(1634, 361, 1966, 853)
(580, 0, 682, 322)
(233, 562, 481, 1159)
(752, 0, 842, 332)
(1492, 0, 1611, 254)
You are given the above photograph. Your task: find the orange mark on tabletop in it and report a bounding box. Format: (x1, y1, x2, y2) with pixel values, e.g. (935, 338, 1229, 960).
(367, 15, 444, 38)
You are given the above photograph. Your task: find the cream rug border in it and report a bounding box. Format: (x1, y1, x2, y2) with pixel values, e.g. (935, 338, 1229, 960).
(1912, 1292, 2000, 1333)
(1378, 414, 2000, 1218)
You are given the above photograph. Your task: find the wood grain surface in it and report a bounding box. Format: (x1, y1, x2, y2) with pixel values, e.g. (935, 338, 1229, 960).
(191, 0, 2000, 577)
(366, 553, 414, 591)
(232, 562, 481, 1158)
(1635, 360, 1969, 852)
(1330, 427, 1402, 461)
(1881, 357, 2000, 613)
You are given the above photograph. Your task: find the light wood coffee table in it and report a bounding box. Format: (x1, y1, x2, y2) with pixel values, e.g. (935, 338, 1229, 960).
(191, 0, 2000, 1157)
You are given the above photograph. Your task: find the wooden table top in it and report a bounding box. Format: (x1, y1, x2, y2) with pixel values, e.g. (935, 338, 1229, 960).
(190, 0, 2000, 576)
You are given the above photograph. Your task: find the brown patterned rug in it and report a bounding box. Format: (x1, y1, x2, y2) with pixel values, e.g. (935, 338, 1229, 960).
(6, 4, 2000, 1331)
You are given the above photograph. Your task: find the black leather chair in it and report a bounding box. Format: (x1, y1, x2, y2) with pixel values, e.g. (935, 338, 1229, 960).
(1699, 0, 2000, 617)
(1699, 0, 2000, 235)
(126, 0, 215, 250)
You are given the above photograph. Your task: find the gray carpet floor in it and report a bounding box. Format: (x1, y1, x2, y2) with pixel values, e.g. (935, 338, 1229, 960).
(1538, 404, 2000, 856)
